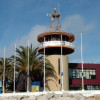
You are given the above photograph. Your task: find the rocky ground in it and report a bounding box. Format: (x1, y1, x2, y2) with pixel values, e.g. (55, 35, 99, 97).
(0, 92, 100, 100)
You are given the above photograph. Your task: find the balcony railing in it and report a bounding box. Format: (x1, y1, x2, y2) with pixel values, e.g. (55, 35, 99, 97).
(39, 41, 75, 49)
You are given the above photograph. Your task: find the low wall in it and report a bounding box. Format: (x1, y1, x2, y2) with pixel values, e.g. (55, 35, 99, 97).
(0, 91, 100, 100)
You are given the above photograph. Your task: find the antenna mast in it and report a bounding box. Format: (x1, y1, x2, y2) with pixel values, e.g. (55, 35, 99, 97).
(50, 7, 62, 32)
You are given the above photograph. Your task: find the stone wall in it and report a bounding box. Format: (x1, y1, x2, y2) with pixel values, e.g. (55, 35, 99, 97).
(0, 92, 100, 100)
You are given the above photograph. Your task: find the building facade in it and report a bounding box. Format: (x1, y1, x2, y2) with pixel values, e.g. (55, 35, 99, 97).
(69, 63, 100, 90)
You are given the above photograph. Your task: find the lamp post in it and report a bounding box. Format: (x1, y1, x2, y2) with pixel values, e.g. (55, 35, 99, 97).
(27, 40, 29, 92)
(43, 37, 46, 92)
(81, 32, 84, 91)
(3, 47, 5, 94)
(13, 44, 16, 93)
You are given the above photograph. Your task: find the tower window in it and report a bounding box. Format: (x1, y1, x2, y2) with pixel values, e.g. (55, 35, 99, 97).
(58, 58, 60, 75)
(52, 35, 56, 40)
(63, 35, 65, 41)
(56, 35, 59, 40)
(59, 79, 60, 84)
(66, 36, 69, 41)
(45, 36, 48, 41)
(48, 35, 51, 41)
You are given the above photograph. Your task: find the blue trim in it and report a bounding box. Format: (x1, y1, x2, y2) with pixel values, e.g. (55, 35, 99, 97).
(0, 87, 2, 93)
(61, 72, 63, 76)
(27, 75, 29, 78)
(82, 73, 84, 76)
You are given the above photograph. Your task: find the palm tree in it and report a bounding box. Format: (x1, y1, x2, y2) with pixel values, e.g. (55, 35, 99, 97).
(15, 44, 57, 91)
(0, 58, 4, 86)
(0, 58, 3, 82)
(0, 58, 14, 92)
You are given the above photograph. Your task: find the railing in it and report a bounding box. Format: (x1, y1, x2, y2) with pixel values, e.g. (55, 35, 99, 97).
(39, 41, 75, 49)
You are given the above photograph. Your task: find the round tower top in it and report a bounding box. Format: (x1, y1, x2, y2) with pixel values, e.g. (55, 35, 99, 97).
(38, 31, 74, 42)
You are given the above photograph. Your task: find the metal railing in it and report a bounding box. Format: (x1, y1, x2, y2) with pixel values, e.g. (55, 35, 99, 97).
(39, 41, 75, 49)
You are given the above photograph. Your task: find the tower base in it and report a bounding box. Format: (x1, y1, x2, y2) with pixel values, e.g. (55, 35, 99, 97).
(46, 55, 69, 91)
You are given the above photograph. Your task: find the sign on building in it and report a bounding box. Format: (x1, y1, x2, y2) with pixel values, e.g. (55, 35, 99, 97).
(31, 81, 41, 92)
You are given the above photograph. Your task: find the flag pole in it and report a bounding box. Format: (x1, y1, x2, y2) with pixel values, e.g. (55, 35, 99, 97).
(27, 40, 29, 92)
(3, 47, 5, 94)
(13, 43, 16, 93)
(43, 37, 46, 92)
(81, 32, 84, 91)
(61, 35, 64, 91)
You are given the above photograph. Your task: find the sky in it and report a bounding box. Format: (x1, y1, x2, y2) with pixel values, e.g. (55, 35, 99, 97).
(0, 0, 100, 63)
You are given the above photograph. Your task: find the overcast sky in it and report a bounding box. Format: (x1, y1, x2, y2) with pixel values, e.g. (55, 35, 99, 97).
(0, 0, 100, 63)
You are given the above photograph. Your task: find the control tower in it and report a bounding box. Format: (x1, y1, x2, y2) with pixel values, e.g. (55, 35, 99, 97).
(37, 8, 75, 91)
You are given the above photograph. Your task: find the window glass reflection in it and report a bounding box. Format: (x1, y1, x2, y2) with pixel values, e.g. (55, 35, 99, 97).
(69, 69, 96, 79)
